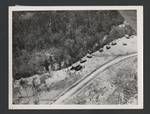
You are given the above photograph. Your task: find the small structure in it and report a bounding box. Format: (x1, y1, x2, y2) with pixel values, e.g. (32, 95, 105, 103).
(80, 59, 87, 63)
(123, 43, 127, 46)
(73, 65, 82, 71)
(111, 42, 117, 46)
(106, 45, 111, 49)
(70, 64, 83, 71)
(70, 66, 75, 70)
(87, 55, 92, 58)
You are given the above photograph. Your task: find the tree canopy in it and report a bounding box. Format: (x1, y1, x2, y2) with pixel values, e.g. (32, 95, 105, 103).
(13, 10, 135, 79)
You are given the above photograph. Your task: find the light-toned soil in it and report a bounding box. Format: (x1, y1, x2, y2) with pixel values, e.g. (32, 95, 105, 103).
(63, 56, 137, 105)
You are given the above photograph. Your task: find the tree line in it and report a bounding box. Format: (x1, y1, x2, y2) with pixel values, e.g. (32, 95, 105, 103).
(13, 11, 135, 79)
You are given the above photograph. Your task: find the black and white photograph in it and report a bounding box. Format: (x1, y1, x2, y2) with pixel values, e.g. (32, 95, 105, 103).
(8, 6, 143, 109)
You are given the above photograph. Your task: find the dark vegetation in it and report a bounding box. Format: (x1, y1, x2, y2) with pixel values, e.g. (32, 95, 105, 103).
(13, 11, 135, 79)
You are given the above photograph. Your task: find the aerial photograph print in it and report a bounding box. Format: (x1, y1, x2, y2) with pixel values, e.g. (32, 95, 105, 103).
(9, 6, 143, 109)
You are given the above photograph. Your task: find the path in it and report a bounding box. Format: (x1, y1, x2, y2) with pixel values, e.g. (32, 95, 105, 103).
(53, 53, 137, 104)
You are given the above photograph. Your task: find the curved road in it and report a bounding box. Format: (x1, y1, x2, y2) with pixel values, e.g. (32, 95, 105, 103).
(53, 53, 137, 104)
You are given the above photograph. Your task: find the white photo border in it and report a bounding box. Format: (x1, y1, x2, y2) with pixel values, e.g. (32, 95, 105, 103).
(8, 6, 143, 110)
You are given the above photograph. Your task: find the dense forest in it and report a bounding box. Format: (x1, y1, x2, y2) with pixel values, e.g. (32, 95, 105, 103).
(13, 11, 135, 80)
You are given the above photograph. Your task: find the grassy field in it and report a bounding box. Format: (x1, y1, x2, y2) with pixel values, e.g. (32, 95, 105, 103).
(63, 56, 137, 105)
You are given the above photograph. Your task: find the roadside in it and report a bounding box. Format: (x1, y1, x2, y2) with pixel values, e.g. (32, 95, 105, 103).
(62, 55, 137, 105)
(13, 34, 137, 104)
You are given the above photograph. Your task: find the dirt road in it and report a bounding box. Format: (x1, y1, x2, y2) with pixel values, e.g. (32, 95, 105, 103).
(53, 53, 137, 104)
